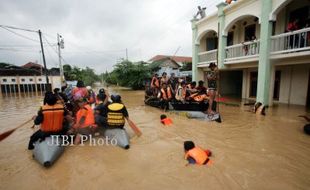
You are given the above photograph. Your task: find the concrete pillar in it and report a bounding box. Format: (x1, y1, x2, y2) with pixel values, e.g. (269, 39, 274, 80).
(191, 18, 199, 82)
(256, 0, 273, 106)
(217, 2, 227, 69)
(268, 65, 276, 106)
(242, 69, 248, 99)
(17, 76, 21, 95)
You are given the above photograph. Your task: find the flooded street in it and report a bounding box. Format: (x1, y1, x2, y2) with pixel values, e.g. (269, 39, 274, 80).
(0, 87, 310, 190)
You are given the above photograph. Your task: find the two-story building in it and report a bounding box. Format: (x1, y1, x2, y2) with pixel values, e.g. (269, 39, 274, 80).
(192, 0, 310, 107)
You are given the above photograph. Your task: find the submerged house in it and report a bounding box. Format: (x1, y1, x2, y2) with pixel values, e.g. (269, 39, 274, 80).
(0, 62, 61, 94)
(191, 0, 310, 107)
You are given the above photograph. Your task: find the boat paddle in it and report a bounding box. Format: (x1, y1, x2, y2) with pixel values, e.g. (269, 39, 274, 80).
(0, 118, 33, 141)
(126, 118, 142, 137)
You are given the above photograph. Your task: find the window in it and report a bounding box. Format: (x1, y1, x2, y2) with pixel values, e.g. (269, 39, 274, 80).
(21, 78, 25, 82)
(38, 78, 42, 82)
(11, 79, 16, 82)
(29, 78, 33, 82)
(2, 79, 7, 82)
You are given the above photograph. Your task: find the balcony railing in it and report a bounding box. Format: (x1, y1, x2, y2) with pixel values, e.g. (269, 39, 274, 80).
(225, 40, 260, 60)
(198, 49, 217, 63)
(271, 27, 310, 54)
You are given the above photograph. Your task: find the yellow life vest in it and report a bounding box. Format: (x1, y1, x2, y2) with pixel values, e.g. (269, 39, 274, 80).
(107, 103, 125, 127)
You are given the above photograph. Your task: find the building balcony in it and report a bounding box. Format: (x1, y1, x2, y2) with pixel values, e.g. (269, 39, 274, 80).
(197, 49, 217, 67)
(270, 27, 310, 56)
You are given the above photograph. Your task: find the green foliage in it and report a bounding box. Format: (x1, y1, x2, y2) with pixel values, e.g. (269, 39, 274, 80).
(104, 60, 152, 90)
(0, 62, 13, 69)
(180, 62, 192, 71)
(63, 64, 99, 86)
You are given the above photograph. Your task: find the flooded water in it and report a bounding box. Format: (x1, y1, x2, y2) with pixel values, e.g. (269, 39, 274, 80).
(0, 87, 310, 190)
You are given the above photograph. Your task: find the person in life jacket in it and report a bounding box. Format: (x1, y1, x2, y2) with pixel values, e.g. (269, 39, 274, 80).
(71, 97, 96, 144)
(151, 73, 160, 96)
(160, 114, 173, 126)
(184, 141, 212, 166)
(86, 86, 96, 105)
(28, 93, 68, 150)
(158, 83, 172, 110)
(106, 95, 129, 129)
(175, 81, 189, 103)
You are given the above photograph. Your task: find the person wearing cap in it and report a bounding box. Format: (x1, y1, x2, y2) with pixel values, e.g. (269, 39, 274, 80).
(71, 97, 96, 144)
(28, 92, 68, 150)
(106, 95, 129, 129)
(206, 63, 218, 114)
(96, 88, 110, 106)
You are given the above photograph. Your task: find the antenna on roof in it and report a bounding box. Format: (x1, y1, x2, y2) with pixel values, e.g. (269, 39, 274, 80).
(172, 46, 181, 58)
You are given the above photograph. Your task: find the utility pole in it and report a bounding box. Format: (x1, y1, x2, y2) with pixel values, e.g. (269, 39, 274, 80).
(126, 48, 128, 60)
(57, 33, 64, 84)
(38, 30, 49, 87)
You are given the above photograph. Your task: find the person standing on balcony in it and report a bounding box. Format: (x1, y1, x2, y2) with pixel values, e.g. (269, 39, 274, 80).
(206, 63, 218, 115)
(287, 18, 299, 49)
(250, 36, 257, 55)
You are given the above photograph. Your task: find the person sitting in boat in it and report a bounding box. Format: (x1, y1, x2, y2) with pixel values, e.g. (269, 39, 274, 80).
(175, 81, 189, 103)
(96, 88, 110, 106)
(151, 73, 160, 96)
(86, 86, 96, 105)
(71, 80, 89, 114)
(71, 80, 89, 101)
(28, 93, 68, 150)
(94, 93, 109, 131)
(70, 97, 96, 144)
(196, 80, 207, 93)
(158, 83, 172, 110)
(160, 72, 169, 85)
(168, 73, 178, 96)
(106, 95, 129, 129)
(187, 81, 197, 94)
(206, 63, 218, 114)
(184, 141, 212, 166)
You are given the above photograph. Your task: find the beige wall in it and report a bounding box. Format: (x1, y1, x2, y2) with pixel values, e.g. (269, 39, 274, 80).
(278, 64, 310, 105)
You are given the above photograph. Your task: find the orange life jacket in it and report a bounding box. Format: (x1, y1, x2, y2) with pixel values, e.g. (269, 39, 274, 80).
(41, 104, 64, 132)
(76, 104, 95, 128)
(161, 87, 172, 100)
(161, 118, 173, 125)
(190, 93, 208, 102)
(185, 147, 208, 165)
(151, 77, 159, 88)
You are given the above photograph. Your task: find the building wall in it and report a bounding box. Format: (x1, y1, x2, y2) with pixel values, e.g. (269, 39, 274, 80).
(278, 64, 310, 105)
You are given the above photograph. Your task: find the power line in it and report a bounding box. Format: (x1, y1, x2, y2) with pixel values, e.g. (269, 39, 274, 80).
(0, 26, 39, 43)
(0, 24, 37, 33)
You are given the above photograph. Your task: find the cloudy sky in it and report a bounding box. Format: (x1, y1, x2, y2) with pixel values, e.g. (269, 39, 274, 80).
(0, 0, 222, 73)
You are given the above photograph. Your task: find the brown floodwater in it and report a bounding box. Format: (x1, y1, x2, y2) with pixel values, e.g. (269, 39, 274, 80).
(0, 87, 309, 190)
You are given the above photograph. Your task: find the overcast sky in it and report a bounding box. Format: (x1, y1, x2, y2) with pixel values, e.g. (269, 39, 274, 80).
(0, 0, 222, 73)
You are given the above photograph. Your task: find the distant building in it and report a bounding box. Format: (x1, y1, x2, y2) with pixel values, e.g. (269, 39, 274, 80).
(191, 0, 310, 107)
(0, 62, 61, 94)
(148, 55, 192, 77)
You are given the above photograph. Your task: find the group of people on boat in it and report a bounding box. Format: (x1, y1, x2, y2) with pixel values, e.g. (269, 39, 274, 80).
(28, 80, 131, 150)
(147, 62, 219, 114)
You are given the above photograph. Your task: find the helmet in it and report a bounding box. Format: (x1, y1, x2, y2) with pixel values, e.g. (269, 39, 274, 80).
(111, 94, 121, 103)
